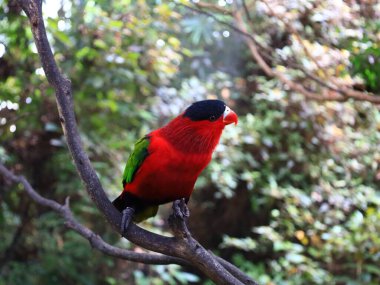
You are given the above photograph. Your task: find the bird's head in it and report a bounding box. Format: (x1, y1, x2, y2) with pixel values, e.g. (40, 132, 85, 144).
(160, 100, 238, 153)
(183, 99, 238, 127)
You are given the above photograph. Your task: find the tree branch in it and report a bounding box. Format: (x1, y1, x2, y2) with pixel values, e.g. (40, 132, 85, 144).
(241, 0, 253, 22)
(261, 0, 329, 79)
(232, 9, 346, 102)
(14, 0, 256, 284)
(259, 0, 380, 104)
(183, 2, 380, 104)
(181, 3, 337, 101)
(0, 163, 258, 284)
(0, 164, 186, 265)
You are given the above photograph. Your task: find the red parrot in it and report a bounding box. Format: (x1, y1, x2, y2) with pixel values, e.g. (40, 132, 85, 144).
(112, 100, 238, 229)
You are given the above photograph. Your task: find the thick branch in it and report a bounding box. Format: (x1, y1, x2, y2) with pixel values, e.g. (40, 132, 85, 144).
(168, 200, 254, 285)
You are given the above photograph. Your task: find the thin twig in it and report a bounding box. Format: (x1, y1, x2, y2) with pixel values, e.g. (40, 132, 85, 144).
(241, 0, 252, 22)
(179, 3, 267, 52)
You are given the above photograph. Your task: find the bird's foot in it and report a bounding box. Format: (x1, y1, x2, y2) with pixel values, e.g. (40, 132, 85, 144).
(173, 198, 190, 220)
(169, 199, 191, 238)
(121, 207, 135, 236)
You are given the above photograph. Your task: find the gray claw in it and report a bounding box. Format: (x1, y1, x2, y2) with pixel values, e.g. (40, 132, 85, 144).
(180, 198, 190, 218)
(121, 207, 135, 235)
(173, 199, 190, 220)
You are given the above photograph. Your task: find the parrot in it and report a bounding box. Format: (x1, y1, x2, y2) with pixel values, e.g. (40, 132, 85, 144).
(112, 99, 238, 231)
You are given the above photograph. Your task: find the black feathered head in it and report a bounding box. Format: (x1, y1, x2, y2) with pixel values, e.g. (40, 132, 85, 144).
(183, 100, 226, 122)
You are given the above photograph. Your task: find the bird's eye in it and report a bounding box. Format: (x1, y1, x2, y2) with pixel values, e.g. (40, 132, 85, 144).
(209, 115, 216, 122)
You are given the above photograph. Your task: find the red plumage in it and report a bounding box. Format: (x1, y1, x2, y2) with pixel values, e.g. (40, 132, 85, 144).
(113, 100, 238, 222)
(124, 116, 226, 204)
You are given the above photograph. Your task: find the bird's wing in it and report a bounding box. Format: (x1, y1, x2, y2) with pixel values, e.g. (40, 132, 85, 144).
(122, 135, 150, 186)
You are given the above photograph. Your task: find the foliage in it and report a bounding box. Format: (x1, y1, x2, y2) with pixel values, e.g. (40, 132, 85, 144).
(1, 0, 380, 285)
(349, 20, 380, 92)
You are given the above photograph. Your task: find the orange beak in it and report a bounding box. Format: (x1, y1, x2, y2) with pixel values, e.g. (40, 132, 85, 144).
(223, 106, 238, 125)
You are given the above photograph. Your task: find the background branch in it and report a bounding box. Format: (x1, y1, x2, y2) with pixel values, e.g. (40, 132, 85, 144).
(261, 0, 329, 78)
(185, 2, 380, 104)
(232, 9, 345, 102)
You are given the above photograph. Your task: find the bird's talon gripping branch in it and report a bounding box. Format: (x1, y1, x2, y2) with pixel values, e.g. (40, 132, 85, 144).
(173, 200, 184, 220)
(180, 198, 190, 218)
(172, 199, 190, 221)
(121, 207, 135, 235)
(168, 199, 192, 238)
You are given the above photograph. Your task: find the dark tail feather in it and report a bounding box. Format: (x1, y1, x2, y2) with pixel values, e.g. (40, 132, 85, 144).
(112, 192, 159, 222)
(112, 193, 127, 212)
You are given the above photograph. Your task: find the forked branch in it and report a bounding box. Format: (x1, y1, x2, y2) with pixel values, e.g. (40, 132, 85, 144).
(0, 164, 186, 265)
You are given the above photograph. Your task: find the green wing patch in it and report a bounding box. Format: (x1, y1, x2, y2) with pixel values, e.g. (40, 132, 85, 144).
(122, 136, 150, 186)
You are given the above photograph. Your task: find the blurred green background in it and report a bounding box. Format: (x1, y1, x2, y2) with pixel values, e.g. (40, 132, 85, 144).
(1, 0, 380, 284)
